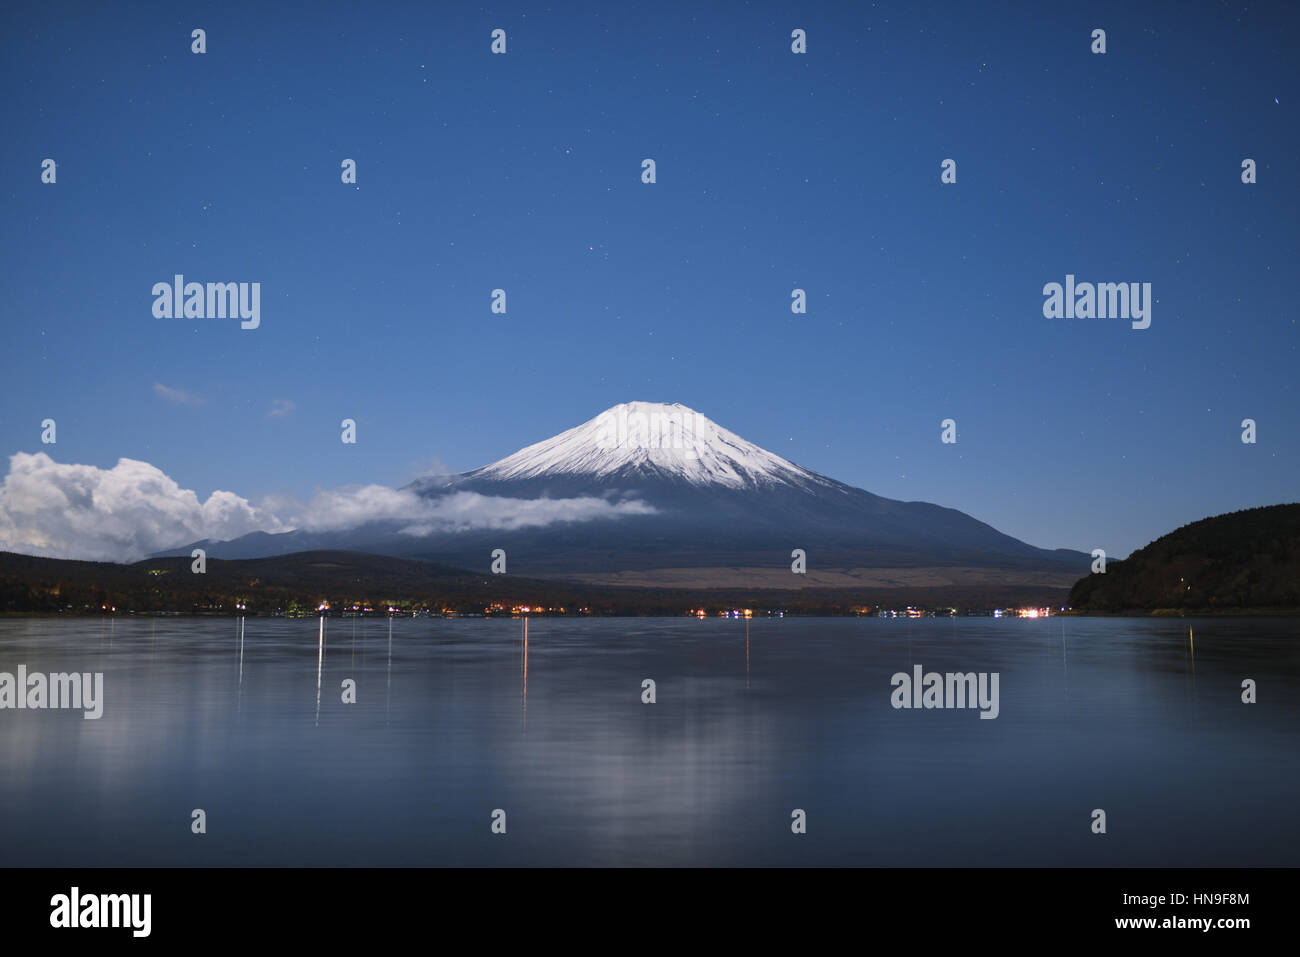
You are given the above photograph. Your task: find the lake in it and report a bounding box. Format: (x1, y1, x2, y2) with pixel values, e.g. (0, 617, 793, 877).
(0, 615, 1296, 866)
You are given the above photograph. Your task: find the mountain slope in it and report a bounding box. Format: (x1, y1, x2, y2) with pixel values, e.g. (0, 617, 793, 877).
(158, 401, 1088, 582)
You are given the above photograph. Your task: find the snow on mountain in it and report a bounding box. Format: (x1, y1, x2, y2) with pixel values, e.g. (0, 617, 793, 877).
(463, 401, 834, 491)
(151, 400, 1088, 575)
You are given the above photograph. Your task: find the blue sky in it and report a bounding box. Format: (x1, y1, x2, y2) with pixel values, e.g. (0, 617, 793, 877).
(1, 0, 1296, 559)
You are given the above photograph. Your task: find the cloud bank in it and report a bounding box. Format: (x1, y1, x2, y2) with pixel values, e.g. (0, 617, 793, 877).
(0, 453, 283, 562)
(0, 453, 653, 563)
(258, 484, 656, 537)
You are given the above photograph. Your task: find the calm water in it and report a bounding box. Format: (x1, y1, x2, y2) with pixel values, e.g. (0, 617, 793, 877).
(0, 615, 1296, 866)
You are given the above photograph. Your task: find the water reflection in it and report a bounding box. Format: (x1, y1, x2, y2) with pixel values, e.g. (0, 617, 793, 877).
(0, 615, 1296, 866)
(314, 615, 325, 728)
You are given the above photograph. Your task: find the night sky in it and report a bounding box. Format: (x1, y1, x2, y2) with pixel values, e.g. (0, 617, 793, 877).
(1, 0, 1296, 560)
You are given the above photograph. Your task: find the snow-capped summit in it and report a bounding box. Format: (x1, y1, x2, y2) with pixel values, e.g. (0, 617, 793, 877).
(465, 401, 831, 490)
(156, 399, 1089, 582)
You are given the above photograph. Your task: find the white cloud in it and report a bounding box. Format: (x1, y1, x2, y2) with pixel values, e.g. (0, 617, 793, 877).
(279, 485, 655, 535)
(0, 454, 655, 563)
(399, 489, 655, 535)
(267, 398, 295, 418)
(153, 383, 205, 406)
(0, 452, 283, 562)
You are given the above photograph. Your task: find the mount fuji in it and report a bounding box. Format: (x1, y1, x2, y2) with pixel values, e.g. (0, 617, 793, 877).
(159, 402, 1088, 587)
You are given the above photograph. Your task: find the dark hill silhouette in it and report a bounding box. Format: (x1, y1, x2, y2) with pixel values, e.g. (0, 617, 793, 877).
(1068, 504, 1300, 612)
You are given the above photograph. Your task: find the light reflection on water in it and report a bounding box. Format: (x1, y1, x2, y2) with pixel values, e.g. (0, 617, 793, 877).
(0, 615, 1296, 866)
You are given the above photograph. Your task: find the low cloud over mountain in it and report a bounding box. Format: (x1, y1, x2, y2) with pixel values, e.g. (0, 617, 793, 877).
(0, 451, 656, 563)
(2, 403, 1087, 576)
